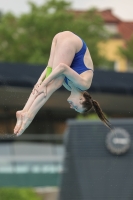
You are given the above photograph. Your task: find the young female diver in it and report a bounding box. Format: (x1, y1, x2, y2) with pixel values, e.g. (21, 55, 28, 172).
(14, 31, 111, 136)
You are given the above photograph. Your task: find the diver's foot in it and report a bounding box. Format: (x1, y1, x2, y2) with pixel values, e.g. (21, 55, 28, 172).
(14, 110, 24, 134)
(16, 112, 34, 136)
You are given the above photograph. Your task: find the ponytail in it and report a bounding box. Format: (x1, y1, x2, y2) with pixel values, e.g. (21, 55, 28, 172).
(82, 91, 112, 129)
(92, 99, 111, 129)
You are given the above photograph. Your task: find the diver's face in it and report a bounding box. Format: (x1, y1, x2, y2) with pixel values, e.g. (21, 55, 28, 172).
(67, 95, 85, 113)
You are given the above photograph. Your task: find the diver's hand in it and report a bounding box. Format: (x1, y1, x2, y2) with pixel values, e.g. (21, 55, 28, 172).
(32, 83, 40, 95)
(35, 84, 47, 97)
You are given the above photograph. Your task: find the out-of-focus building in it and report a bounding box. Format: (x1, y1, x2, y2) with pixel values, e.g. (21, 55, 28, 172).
(98, 9, 133, 72)
(72, 9, 133, 72)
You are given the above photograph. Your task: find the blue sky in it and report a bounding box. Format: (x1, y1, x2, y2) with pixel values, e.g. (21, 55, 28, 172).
(0, 0, 133, 21)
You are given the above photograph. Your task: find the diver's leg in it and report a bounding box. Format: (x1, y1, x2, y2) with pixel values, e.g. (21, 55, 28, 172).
(14, 91, 37, 133)
(15, 75, 64, 136)
(14, 34, 59, 133)
(22, 34, 58, 112)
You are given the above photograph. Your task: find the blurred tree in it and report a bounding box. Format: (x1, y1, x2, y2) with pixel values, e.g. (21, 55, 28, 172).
(0, 10, 3, 20)
(76, 112, 99, 120)
(0, 188, 41, 200)
(76, 111, 108, 120)
(0, 0, 110, 68)
(118, 36, 133, 68)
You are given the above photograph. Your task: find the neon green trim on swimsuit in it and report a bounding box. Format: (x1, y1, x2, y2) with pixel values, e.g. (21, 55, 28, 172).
(46, 66, 52, 78)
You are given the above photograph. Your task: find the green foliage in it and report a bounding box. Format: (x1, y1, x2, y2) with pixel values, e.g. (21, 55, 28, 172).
(0, 0, 110, 68)
(0, 188, 41, 200)
(77, 112, 108, 120)
(118, 36, 133, 67)
(76, 112, 99, 120)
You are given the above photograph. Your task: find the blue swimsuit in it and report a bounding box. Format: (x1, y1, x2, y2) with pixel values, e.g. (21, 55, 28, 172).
(64, 38, 93, 89)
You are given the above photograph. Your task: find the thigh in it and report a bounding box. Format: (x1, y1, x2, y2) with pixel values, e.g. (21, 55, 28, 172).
(52, 34, 76, 70)
(47, 33, 59, 67)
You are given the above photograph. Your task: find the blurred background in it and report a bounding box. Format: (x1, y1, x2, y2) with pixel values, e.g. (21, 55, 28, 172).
(0, 0, 133, 199)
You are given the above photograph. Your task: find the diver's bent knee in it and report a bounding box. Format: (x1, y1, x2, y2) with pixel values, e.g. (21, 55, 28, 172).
(53, 33, 61, 42)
